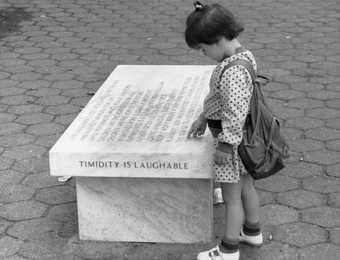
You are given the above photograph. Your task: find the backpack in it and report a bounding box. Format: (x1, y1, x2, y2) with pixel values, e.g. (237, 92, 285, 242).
(220, 58, 289, 179)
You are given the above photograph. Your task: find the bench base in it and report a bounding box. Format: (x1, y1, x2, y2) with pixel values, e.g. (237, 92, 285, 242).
(76, 177, 213, 243)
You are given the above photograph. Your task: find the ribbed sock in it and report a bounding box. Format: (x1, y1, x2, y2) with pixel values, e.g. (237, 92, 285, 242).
(243, 221, 261, 236)
(220, 238, 239, 253)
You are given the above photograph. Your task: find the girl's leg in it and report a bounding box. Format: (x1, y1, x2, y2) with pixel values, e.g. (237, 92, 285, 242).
(221, 181, 243, 241)
(241, 174, 260, 225)
(239, 174, 263, 247)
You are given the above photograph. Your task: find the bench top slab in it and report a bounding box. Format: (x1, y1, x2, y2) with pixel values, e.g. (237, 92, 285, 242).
(49, 65, 215, 178)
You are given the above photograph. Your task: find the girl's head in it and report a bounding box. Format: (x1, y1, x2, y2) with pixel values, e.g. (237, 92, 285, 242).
(185, 1, 244, 60)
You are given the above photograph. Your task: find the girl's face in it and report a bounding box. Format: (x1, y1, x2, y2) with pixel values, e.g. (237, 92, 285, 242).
(199, 38, 236, 62)
(199, 42, 225, 62)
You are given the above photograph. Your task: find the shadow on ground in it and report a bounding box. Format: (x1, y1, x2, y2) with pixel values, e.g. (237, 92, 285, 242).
(0, 7, 32, 39)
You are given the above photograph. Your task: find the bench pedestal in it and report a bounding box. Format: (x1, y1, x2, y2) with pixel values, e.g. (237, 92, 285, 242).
(76, 177, 213, 243)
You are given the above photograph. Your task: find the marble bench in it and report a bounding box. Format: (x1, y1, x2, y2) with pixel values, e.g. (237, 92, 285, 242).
(49, 65, 215, 243)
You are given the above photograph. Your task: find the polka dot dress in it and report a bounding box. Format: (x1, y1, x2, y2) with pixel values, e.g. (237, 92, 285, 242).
(203, 49, 257, 183)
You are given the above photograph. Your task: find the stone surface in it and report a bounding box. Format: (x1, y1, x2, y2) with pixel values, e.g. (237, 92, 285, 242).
(277, 190, 326, 209)
(0, 200, 47, 221)
(302, 207, 340, 228)
(255, 175, 299, 192)
(298, 243, 340, 260)
(260, 205, 299, 226)
(35, 185, 76, 204)
(273, 223, 327, 247)
(50, 65, 215, 179)
(77, 177, 213, 243)
(0, 236, 23, 258)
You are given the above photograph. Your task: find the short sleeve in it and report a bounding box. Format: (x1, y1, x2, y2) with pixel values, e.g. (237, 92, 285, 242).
(217, 64, 253, 145)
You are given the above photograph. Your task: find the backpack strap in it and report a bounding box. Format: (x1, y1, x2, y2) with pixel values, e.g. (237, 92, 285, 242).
(219, 58, 256, 83)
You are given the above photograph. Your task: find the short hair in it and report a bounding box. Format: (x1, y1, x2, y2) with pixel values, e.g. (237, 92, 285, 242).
(185, 3, 244, 49)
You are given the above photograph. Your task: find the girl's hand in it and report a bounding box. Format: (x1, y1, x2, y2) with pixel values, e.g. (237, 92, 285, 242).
(187, 115, 207, 138)
(214, 149, 232, 165)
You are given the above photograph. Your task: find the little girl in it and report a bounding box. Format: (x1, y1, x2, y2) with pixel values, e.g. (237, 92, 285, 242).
(186, 2, 263, 260)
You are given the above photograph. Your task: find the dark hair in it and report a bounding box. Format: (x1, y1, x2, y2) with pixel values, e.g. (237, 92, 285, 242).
(185, 3, 244, 49)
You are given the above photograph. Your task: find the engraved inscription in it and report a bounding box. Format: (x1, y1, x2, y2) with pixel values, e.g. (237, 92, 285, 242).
(79, 160, 189, 170)
(70, 70, 211, 142)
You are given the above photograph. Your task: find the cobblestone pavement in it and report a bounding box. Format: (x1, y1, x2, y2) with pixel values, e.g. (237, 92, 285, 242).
(0, 0, 339, 259)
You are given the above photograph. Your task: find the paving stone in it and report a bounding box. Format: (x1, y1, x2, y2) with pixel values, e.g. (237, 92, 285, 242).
(0, 113, 16, 123)
(255, 175, 299, 192)
(273, 222, 327, 247)
(11, 72, 43, 82)
(50, 80, 84, 90)
(326, 83, 340, 91)
(0, 218, 11, 233)
(297, 243, 340, 260)
(7, 218, 62, 240)
(289, 138, 324, 152)
(47, 203, 77, 223)
(0, 87, 26, 96)
(269, 90, 305, 100)
(326, 139, 340, 152)
(35, 134, 60, 148)
(25, 88, 61, 97)
(329, 192, 340, 208)
(70, 97, 91, 107)
(12, 157, 49, 174)
(305, 127, 340, 141)
(0, 255, 28, 260)
(0, 184, 35, 203)
(258, 190, 275, 206)
(0, 170, 25, 187)
(0, 157, 14, 171)
(18, 80, 51, 90)
(35, 186, 76, 205)
(261, 205, 298, 226)
(0, 236, 23, 258)
(22, 172, 62, 189)
(304, 149, 340, 165)
(330, 228, 340, 245)
(285, 117, 324, 129)
(0, 123, 26, 135)
(281, 128, 303, 141)
(307, 107, 339, 119)
(61, 88, 88, 98)
(286, 98, 323, 109)
(308, 90, 340, 100)
(327, 164, 340, 177)
(45, 104, 80, 115)
(302, 207, 340, 228)
(277, 190, 326, 209)
(15, 113, 54, 125)
(0, 200, 47, 221)
(26, 123, 65, 135)
(244, 242, 298, 260)
(326, 99, 340, 109)
(0, 95, 34, 106)
(0, 80, 19, 88)
(18, 232, 67, 260)
(2, 145, 46, 160)
(303, 176, 340, 193)
(326, 118, 340, 130)
(8, 104, 43, 115)
(37, 95, 70, 106)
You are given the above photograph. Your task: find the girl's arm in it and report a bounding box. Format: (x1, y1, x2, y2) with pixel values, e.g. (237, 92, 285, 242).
(217, 64, 252, 149)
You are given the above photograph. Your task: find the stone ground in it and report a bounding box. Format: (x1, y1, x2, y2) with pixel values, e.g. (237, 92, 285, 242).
(0, 0, 339, 259)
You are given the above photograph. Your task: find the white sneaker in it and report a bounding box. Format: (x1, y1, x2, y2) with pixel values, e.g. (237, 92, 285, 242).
(213, 187, 224, 205)
(239, 228, 263, 247)
(197, 245, 239, 260)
